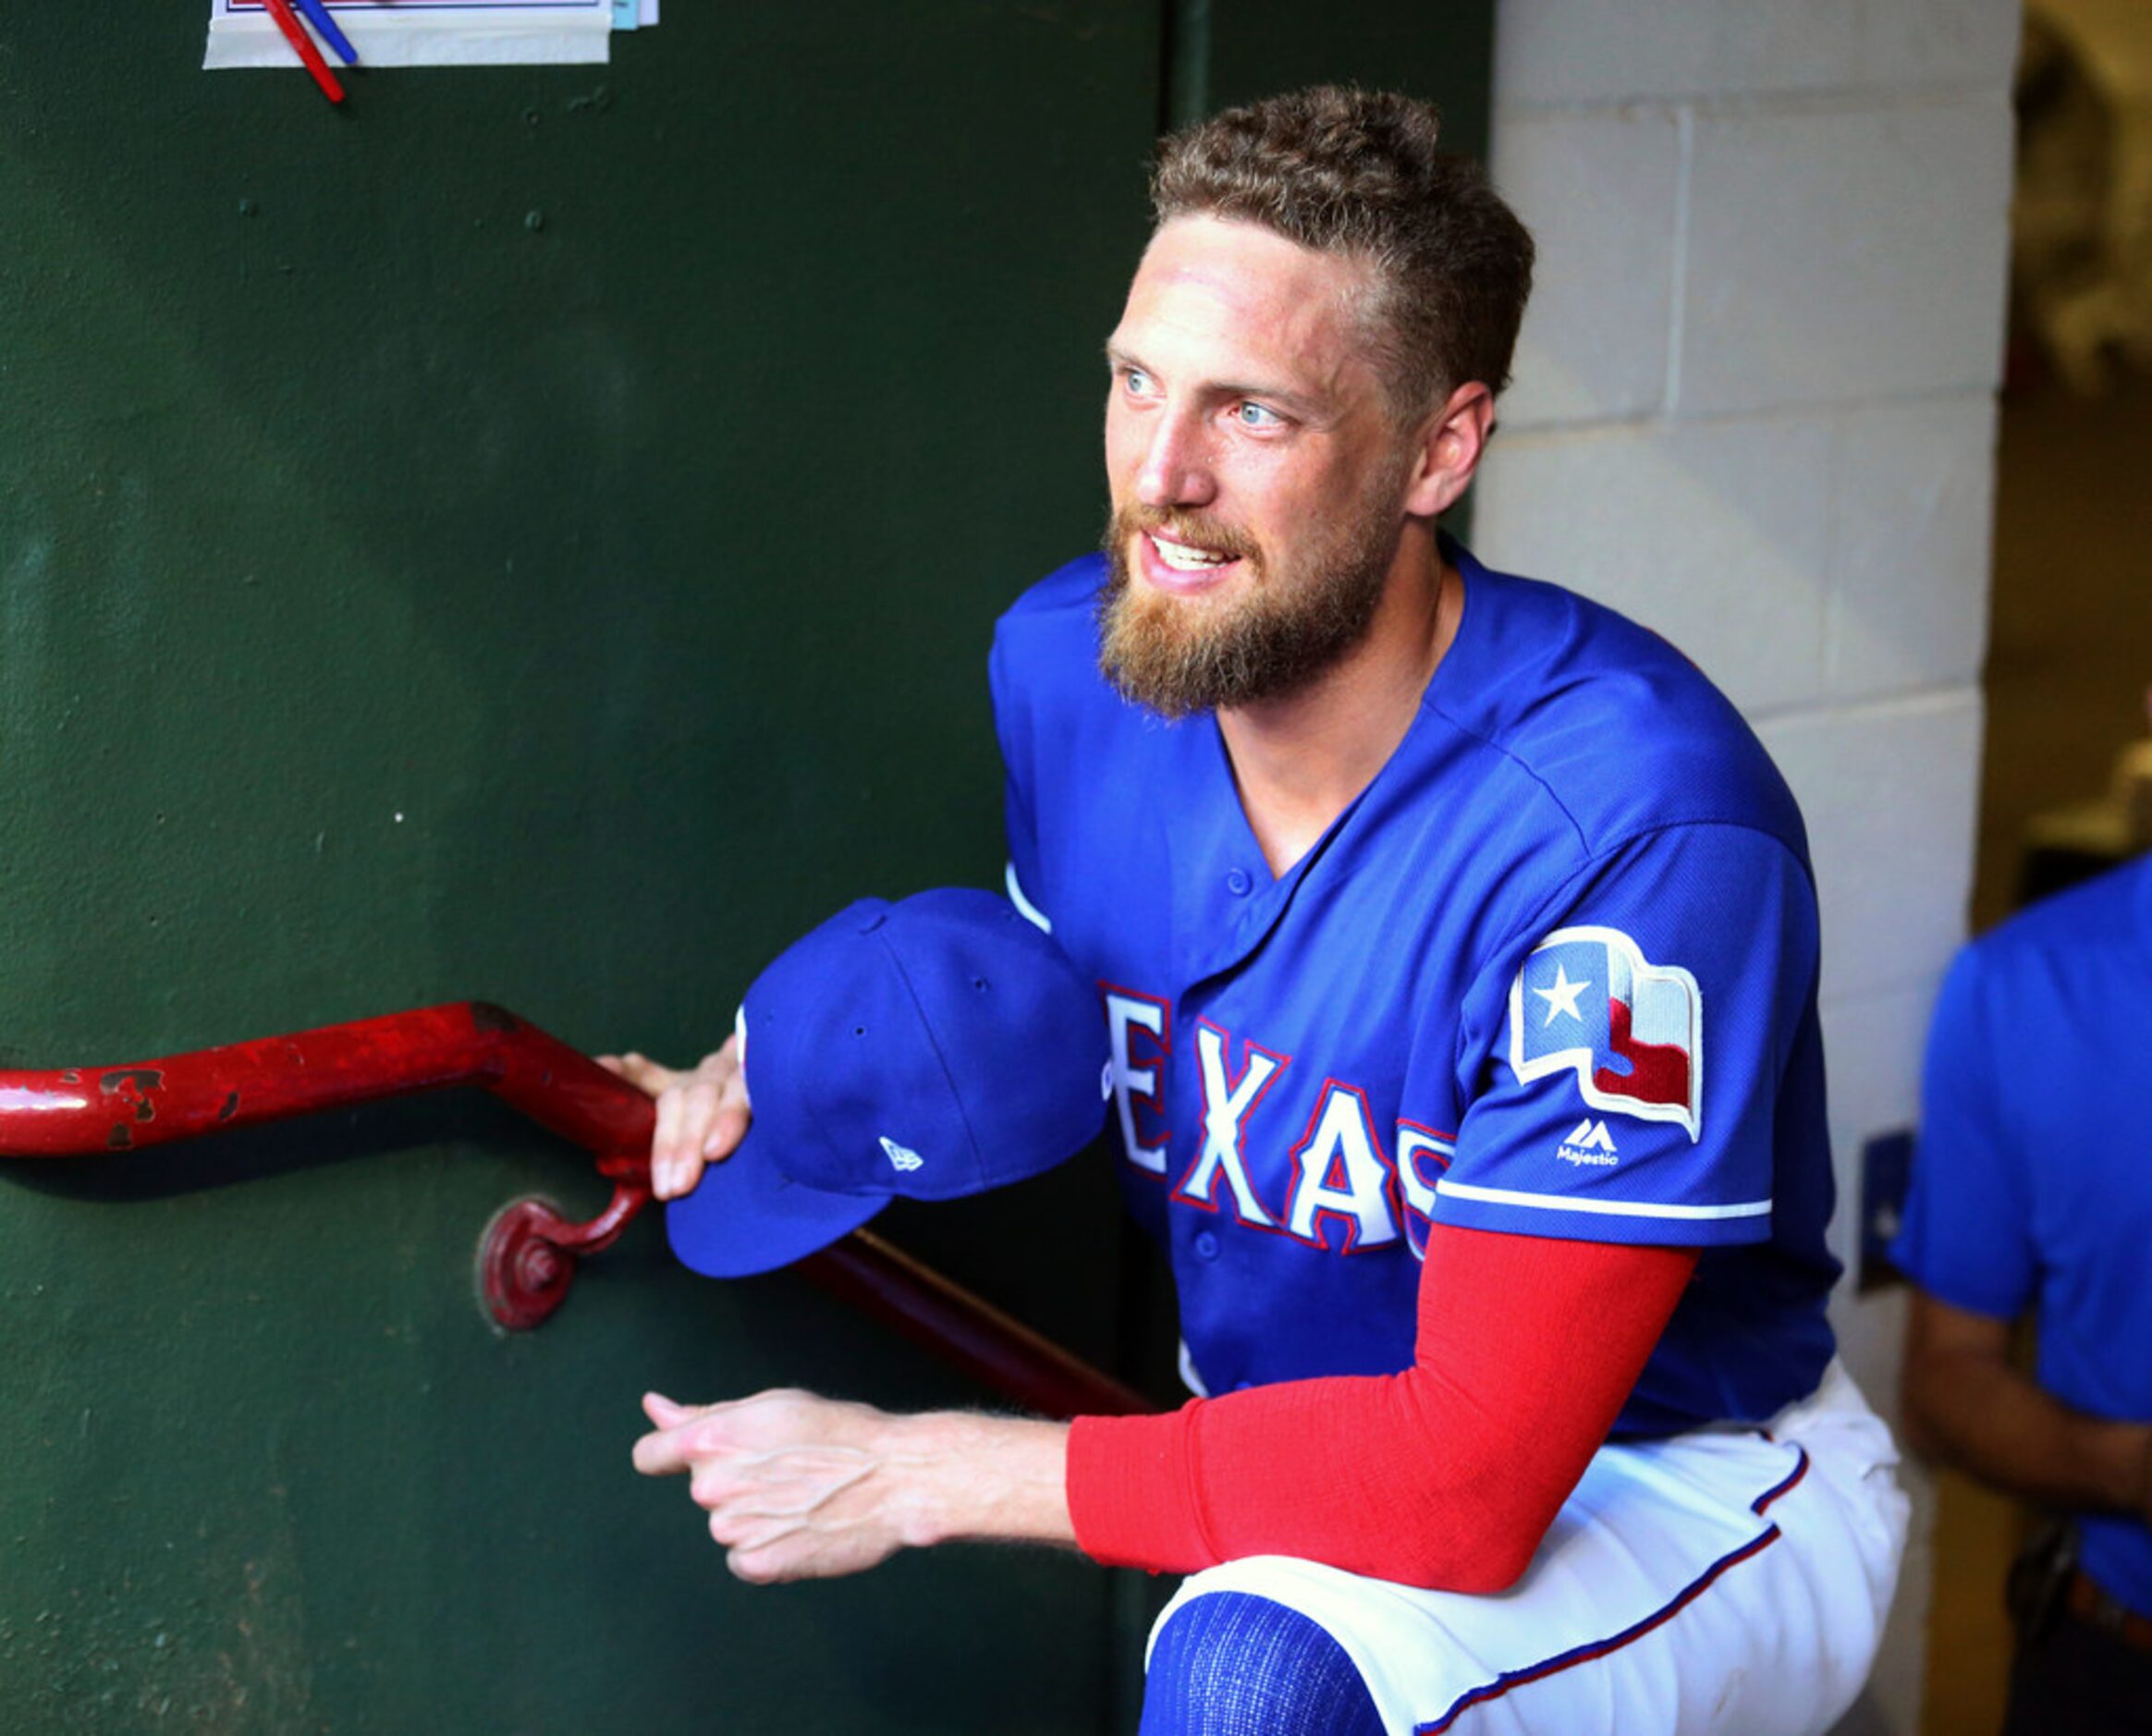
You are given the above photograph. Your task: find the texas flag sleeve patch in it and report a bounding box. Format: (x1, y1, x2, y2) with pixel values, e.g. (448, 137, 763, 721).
(1508, 925, 1703, 1141)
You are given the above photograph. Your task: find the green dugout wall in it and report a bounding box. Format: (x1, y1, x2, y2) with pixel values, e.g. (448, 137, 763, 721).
(0, 7, 1491, 1729)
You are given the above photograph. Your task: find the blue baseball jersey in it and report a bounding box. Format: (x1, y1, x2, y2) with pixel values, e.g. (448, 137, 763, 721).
(1891, 856, 2152, 1613)
(990, 539, 1839, 1436)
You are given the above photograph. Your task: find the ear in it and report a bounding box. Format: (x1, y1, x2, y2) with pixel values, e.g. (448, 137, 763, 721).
(1400, 382, 1498, 520)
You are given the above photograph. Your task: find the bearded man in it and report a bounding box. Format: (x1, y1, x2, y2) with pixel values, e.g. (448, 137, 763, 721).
(617, 87, 1909, 1734)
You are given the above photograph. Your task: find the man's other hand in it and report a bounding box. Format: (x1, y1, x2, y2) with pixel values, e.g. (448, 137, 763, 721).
(596, 1037, 751, 1201)
(632, 1389, 1075, 1583)
(632, 1389, 925, 1583)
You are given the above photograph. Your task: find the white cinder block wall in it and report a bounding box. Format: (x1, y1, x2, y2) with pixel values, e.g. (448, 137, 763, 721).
(1473, 4, 2022, 1729)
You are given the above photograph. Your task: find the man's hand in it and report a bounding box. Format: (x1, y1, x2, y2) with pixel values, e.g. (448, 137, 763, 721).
(596, 1035, 751, 1200)
(632, 1389, 1075, 1583)
(633, 1390, 923, 1583)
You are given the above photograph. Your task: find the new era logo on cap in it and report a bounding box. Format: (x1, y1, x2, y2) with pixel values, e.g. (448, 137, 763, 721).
(666, 887, 1110, 1278)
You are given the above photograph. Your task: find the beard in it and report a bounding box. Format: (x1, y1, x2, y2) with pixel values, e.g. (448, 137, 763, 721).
(1094, 486, 1404, 720)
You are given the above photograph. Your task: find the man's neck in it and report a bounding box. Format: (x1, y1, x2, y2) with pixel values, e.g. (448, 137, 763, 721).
(1217, 534, 1463, 879)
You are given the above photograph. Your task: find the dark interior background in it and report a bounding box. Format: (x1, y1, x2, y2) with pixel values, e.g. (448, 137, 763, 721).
(0, 7, 1492, 1730)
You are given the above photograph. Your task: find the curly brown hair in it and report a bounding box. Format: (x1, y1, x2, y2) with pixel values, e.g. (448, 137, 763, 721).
(1151, 86, 1535, 422)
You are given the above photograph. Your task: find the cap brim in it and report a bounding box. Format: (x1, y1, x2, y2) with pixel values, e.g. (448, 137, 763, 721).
(663, 1127, 888, 1278)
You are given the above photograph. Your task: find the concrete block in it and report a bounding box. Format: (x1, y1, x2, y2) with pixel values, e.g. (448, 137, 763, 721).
(1677, 99, 2014, 415)
(1818, 981, 1944, 1287)
(1494, 0, 2020, 109)
(1493, 110, 1681, 428)
(1473, 417, 1832, 714)
(1833, 1282, 1916, 1436)
(1827, 395, 1999, 701)
(1828, 1285, 1930, 1736)
(1497, 0, 1860, 108)
(1819, 987, 1947, 1736)
(1852, 0, 2024, 94)
(1757, 692, 1982, 1005)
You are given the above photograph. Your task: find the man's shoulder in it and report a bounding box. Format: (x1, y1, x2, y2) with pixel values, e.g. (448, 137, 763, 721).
(1434, 546, 1808, 862)
(1961, 854, 2152, 984)
(990, 553, 1117, 724)
(996, 552, 1104, 636)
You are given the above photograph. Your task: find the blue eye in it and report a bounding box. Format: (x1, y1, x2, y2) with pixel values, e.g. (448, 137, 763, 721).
(1122, 367, 1154, 396)
(1234, 401, 1282, 428)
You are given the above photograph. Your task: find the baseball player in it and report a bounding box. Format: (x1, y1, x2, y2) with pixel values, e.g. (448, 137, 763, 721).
(618, 87, 1908, 1733)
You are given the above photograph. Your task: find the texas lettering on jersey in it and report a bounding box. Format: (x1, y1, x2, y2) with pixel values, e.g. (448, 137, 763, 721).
(1106, 989, 1457, 1259)
(1104, 925, 1706, 1261)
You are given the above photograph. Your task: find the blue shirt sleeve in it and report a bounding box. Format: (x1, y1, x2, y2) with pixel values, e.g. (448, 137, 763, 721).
(1889, 943, 2034, 1320)
(1431, 823, 1817, 1248)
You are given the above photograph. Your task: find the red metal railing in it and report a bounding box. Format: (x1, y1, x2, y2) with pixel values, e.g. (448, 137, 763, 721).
(0, 1001, 1150, 1420)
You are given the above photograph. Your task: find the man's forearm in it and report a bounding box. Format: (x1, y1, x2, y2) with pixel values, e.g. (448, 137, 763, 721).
(633, 1388, 1076, 1584)
(1904, 1349, 2152, 1518)
(880, 1411, 1078, 1551)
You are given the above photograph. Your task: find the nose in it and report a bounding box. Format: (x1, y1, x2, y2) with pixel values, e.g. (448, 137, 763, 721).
(1132, 407, 1217, 511)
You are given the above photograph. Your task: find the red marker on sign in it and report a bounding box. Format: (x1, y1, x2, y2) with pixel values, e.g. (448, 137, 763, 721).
(261, 0, 346, 104)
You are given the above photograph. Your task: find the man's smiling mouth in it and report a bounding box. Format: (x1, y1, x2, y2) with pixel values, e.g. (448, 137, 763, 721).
(1148, 534, 1240, 572)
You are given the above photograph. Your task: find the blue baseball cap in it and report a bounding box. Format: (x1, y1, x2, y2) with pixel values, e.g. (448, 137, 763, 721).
(665, 886, 1110, 1278)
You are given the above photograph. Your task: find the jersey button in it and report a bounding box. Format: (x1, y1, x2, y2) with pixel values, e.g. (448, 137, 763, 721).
(1225, 868, 1253, 897)
(1193, 1230, 1220, 1260)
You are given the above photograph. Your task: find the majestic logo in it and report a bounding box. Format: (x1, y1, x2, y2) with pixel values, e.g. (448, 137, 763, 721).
(1557, 1118, 1620, 1166)
(879, 1135, 923, 1173)
(1509, 925, 1702, 1140)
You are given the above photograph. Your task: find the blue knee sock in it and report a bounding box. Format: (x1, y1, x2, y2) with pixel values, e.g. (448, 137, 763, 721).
(1139, 1590, 1387, 1736)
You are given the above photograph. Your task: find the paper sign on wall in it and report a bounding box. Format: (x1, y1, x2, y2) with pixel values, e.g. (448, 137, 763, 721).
(204, 0, 658, 71)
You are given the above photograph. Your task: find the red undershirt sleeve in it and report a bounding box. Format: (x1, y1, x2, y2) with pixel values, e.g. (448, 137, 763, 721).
(1064, 1222, 1699, 1592)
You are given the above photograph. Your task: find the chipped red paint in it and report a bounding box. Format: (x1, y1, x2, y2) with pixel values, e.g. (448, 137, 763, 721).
(0, 1004, 1152, 1418)
(0, 1004, 648, 1161)
(482, 1196, 606, 1332)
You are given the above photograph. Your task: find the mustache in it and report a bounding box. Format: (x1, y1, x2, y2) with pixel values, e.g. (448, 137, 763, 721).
(1106, 505, 1263, 566)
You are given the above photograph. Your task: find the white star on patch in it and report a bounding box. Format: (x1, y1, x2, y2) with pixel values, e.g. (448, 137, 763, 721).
(1533, 963, 1591, 1026)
